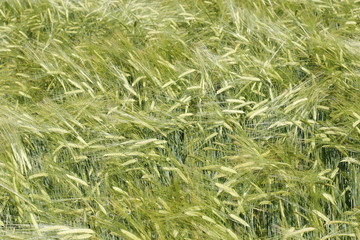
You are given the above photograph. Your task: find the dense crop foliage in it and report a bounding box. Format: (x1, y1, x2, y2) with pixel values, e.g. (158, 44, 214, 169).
(1, 0, 360, 239)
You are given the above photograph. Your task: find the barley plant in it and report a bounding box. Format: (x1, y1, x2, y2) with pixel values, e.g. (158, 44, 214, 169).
(0, 0, 360, 239)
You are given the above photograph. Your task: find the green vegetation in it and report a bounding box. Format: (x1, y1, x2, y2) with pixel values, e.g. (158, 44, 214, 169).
(1, 0, 360, 239)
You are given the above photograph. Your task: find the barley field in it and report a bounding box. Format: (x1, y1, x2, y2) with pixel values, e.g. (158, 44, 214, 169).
(1, 0, 360, 239)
